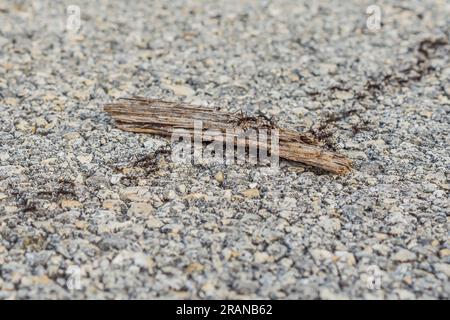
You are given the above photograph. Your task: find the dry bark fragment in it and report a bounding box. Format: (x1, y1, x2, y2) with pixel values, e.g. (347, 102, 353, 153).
(104, 98, 352, 174)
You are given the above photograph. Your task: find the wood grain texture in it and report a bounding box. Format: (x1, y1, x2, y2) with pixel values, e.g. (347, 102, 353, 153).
(104, 98, 352, 174)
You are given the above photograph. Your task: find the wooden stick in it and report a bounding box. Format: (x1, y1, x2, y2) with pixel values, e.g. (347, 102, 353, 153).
(104, 98, 351, 174)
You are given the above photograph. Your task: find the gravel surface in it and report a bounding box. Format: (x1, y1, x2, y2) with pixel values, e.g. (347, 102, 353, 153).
(0, 0, 449, 299)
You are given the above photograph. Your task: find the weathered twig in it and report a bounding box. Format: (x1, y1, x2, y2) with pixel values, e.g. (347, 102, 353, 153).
(104, 98, 351, 174)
